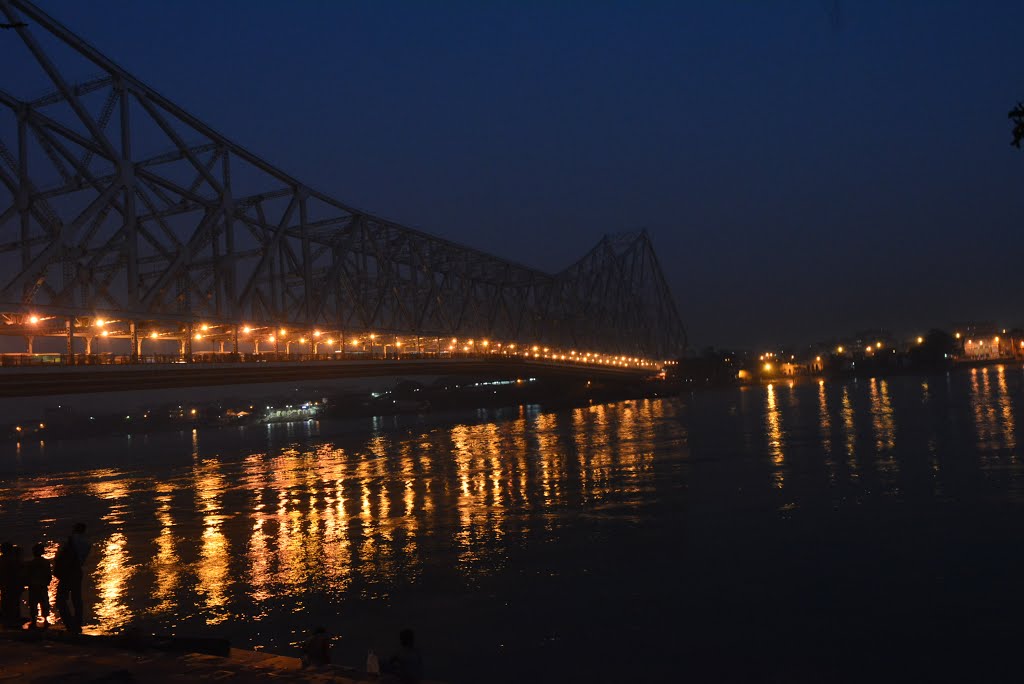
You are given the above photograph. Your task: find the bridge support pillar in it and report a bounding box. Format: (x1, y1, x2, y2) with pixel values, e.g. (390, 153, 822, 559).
(130, 322, 138, 362)
(308, 336, 314, 356)
(184, 322, 193, 362)
(219, 340, 225, 353)
(65, 318, 75, 365)
(25, 335, 33, 355)
(232, 325, 239, 357)
(85, 336, 93, 355)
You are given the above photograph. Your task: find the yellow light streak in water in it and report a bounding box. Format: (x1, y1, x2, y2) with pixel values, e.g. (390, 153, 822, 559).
(151, 482, 179, 614)
(841, 385, 858, 479)
(194, 459, 230, 624)
(818, 380, 835, 483)
(765, 383, 784, 489)
(996, 366, 1016, 451)
(91, 531, 133, 633)
(88, 474, 135, 634)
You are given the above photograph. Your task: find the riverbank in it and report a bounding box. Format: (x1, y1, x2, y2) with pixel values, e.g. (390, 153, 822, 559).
(0, 630, 441, 683)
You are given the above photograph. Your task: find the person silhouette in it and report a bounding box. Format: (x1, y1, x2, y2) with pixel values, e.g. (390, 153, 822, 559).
(0, 542, 25, 628)
(26, 542, 52, 628)
(381, 628, 423, 684)
(301, 626, 332, 668)
(54, 523, 91, 634)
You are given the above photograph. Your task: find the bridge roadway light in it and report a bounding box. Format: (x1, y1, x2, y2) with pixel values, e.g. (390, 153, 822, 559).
(95, 318, 105, 327)
(243, 326, 252, 334)
(200, 324, 209, 331)
(28, 315, 39, 325)
(149, 332, 158, 339)
(101, 330, 109, 337)
(279, 328, 286, 336)
(267, 336, 275, 343)
(193, 333, 202, 340)
(313, 330, 322, 337)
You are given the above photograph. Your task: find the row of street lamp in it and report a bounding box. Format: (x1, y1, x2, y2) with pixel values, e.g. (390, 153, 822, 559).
(12, 314, 663, 370)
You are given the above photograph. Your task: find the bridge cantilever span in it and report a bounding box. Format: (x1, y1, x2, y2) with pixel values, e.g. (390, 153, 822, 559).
(0, 0, 687, 366)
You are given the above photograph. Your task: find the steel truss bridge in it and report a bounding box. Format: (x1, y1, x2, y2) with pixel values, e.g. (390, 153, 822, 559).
(0, 0, 686, 376)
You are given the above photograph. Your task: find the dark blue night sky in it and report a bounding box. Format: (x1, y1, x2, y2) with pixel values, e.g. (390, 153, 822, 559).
(27, 1, 1024, 348)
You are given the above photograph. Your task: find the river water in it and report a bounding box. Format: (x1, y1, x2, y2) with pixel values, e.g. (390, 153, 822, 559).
(3, 369, 1024, 682)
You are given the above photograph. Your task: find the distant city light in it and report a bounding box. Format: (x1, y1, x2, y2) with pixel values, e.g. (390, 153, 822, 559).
(763, 362, 772, 372)
(917, 336, 924, 344)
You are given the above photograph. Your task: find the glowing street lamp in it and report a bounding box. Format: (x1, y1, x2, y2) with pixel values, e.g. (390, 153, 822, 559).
(149, 332, 158, 339)
(95, 318, 105, 327)
(200, 324, 209, 331)
(242, 326, 252, 334)
(917, 336, 924, 344)
(836, 346, 844, 353)
(28, 315, 39, 325)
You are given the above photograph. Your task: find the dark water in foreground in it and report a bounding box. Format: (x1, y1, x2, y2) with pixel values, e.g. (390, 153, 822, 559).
(4, 369, 1024, 682)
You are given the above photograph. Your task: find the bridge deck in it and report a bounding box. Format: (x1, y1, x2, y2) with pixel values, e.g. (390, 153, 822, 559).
(0, 357, 654, 398)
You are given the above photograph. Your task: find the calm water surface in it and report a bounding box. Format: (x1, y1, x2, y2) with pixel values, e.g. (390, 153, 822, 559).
(4, 369, 1024, 682)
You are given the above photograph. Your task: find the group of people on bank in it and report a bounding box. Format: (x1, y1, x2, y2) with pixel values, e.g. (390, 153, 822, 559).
(0, 523, 91, 632)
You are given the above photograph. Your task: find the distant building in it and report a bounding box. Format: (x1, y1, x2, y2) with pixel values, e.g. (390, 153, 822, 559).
(956, 322, 1009, 360)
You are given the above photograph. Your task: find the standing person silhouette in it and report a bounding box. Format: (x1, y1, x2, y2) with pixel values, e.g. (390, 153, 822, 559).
(26, 542, 52, 628)
(53, 523, 91, 634)
(0, 542, 25, 628)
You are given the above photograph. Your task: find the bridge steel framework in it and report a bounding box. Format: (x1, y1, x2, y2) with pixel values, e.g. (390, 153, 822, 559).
(0, 0, 687, 361)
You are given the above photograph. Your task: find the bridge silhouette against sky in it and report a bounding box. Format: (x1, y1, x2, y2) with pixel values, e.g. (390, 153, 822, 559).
(0, 0, 686, 387)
